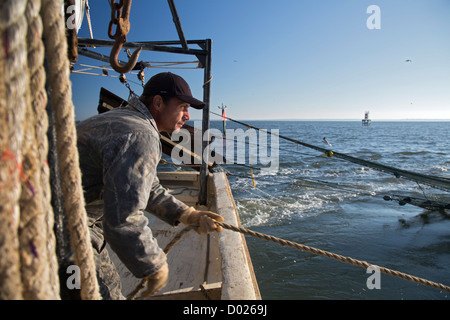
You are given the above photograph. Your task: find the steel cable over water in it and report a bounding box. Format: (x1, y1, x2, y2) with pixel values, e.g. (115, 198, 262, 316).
(210, 111, 450, 193)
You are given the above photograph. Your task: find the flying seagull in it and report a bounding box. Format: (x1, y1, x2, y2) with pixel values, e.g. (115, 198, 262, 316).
(323, 137, 332, 146)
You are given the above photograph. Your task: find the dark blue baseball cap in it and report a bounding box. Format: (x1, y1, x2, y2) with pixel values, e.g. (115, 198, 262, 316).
(143, 72, 205, 109)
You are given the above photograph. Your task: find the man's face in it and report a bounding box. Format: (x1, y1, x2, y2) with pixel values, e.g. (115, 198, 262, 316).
(158, 97, 191, 133)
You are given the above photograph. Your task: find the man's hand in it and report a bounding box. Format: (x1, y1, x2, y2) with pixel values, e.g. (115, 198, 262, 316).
(140, 262, 169, 298)
(179, 207, 224, 234)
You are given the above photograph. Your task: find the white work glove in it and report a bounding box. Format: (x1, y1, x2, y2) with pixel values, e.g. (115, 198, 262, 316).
(179, 207, 224, 234)
(140, 262, 169, 298)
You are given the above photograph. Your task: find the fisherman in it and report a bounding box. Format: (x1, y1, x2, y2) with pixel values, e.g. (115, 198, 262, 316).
(76, 72, 224, 299)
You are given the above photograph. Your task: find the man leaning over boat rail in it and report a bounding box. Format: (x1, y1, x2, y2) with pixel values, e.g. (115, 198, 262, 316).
(75, 72, 224, 299)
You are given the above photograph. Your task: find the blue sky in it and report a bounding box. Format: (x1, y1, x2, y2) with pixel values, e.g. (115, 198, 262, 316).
(71, 1, 450, 121)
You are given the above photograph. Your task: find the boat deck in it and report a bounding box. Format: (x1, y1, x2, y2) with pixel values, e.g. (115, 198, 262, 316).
(109, 171, 260, 300)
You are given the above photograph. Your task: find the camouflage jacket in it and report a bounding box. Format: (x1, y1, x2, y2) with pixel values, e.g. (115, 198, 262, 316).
(76, 95, 189, 278)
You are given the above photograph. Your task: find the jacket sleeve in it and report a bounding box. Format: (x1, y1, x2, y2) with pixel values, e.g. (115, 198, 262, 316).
(101, 131, 184, 278)
(145, 174, 189, 226)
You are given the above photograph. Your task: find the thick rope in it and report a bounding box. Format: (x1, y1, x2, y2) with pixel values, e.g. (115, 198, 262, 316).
(26, 0, 59, 298)
(0, 0, 28, 300)
(18, 0, 59, 299)
(126, 225, 195, 300)
(40, 0, 100, 300)
(216, 221, 450, 293)
(128, 219, 450, 299)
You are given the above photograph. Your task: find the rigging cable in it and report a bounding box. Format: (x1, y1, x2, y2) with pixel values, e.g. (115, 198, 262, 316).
(210, 111, 450, 193)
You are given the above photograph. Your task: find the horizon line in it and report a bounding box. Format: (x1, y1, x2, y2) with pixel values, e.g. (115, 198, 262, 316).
(191, 118, 450, 122)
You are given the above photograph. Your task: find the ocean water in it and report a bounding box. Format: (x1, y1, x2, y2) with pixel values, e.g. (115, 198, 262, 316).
(204, 120, 450, 300)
